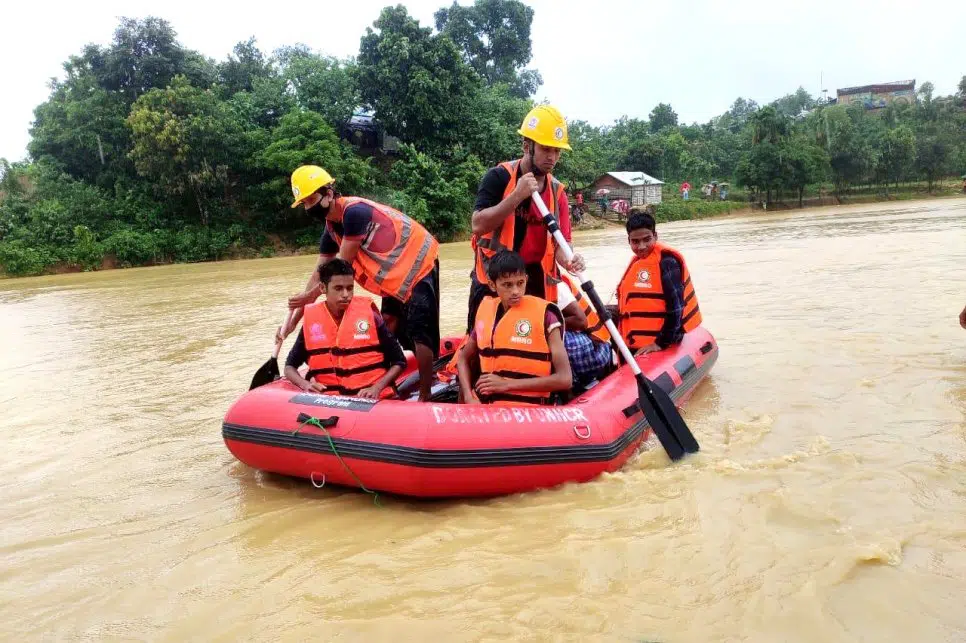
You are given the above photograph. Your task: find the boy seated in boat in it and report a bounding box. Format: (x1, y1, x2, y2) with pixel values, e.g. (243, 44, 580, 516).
(557, 272, 613, 388)
(457, 250, 572, 405)
(617, 212, 703, 355)
(284, 259, 407, 398)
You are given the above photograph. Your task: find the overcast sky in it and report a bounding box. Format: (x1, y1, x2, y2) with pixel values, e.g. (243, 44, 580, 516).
(1, 0, 960, 161)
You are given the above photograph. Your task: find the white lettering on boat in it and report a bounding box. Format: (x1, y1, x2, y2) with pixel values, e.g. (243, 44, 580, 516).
(431, 406, 588, 425)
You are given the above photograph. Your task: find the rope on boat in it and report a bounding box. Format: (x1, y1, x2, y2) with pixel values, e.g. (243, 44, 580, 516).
(298, 416, 381, 507)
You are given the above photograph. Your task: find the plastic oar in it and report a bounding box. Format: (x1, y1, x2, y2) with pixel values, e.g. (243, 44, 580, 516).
(531, 191, 698, 460)
(249, 310, 295, 390)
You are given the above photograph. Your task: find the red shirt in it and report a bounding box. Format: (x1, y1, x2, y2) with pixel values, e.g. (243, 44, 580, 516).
(474, 165, 572, 265)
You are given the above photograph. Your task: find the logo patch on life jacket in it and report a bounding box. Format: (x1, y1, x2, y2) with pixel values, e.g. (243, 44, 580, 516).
(515, 319, 532, 338)
(635, 269, 652, 288)
(309, 322, 326, 342)
(353, 318, 372, 341)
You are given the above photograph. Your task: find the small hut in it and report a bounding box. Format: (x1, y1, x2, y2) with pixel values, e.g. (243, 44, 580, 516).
(589, 172, 664, 206)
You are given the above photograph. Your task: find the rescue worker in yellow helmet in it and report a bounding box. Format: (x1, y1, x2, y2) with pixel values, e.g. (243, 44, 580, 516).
(465, 104, 586, 333)
(285, 165, 441, 402)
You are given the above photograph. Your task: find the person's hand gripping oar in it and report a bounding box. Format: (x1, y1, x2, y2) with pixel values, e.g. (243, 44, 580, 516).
(531, 191, 699, 461)
(249, 310, 296, 390)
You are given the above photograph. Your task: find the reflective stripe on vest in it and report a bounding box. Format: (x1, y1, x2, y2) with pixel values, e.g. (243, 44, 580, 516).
(472, 161, 563, 299)
(558, 272, 612, 344)
(302, 297, 387, 395)
(326, 197, 439, 302)
(616, 243, 702, 350)
(476, 295, 554, 406)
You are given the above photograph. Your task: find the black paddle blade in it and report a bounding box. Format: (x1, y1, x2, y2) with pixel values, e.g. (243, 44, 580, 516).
(649, 376, 700, 454)
(636, 374, 700, 455)
(636, 376, 686, 460)
(249, 357, 280, 390)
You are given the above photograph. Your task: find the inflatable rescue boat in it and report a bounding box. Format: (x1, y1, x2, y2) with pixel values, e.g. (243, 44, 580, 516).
(222, 329, 718, 498)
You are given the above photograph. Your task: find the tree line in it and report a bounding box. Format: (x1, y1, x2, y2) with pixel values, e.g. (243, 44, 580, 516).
(1, 2, 964, 277)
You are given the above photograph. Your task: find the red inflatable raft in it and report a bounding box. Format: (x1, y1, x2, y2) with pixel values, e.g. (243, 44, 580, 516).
(222, 328, 718, 498)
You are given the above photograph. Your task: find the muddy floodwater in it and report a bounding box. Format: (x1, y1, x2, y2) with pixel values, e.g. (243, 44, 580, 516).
(2, 198, 966, 641)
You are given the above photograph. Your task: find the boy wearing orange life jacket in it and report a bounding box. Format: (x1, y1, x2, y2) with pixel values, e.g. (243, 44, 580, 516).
(284, 259, 407, 399)
(617, 212, 703, 355)
(457, 250, 572, 406)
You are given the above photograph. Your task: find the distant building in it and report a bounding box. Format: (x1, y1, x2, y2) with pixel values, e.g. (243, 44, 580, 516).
(590, 172, 664, 206)
(836, 80, 916, 110)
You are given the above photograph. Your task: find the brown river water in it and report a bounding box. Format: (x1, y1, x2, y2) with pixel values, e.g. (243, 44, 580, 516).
(2, 198, 966, 641)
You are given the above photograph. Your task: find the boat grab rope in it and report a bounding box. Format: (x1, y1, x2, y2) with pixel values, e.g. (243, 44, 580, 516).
(297, 415, 382, 507)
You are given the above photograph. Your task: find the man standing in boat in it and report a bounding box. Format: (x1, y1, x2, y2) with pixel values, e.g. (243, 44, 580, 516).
(466, 104, 586, 331)
(286, 166, 440, 402)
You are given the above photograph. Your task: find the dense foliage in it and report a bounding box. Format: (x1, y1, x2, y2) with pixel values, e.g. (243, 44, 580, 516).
(2, 5, 964, 276)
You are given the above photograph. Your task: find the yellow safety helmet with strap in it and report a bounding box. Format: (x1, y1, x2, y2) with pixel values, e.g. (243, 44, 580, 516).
(290, 165, 335, 208)
(518, 105, 571, 151)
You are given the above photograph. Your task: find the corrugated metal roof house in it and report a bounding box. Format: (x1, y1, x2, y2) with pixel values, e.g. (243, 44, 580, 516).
(590, 171, 664, 206)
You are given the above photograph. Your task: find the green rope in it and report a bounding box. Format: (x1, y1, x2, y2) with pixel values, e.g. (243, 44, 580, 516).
(297, 416, 381, 507)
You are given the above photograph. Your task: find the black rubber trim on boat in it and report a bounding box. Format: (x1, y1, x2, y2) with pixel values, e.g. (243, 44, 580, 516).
(224, 348, 718, 469)
(224, 422, 648, 468)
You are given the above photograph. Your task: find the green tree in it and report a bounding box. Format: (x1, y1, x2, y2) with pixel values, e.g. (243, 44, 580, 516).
(29, 75, 135, 187)
(388, 143, 474, 239)
(915, 131, 950, 191)
(877, 124, 916, 190)
(435, 0, 541, 97)
(127, 76, 249, 225)
(457, 83, 532, 165)
(219, 38, 274, 96)
(554, 120, 610, 189)
(783, 137, 829, 206)
(100, 17, 213, 100)
(772, 87, 817, 117)
(277, 46, 360, 130)
(251, 109, 374, 218)
(357, 5, 482, 152)
(649, 103, 678, 132)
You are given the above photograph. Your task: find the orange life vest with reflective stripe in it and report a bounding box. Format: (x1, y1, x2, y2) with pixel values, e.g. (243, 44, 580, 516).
(476, 295, 557, 406)
(617, 243, 702, 350)
(558, 272, 612, 344)
(326, 197, 439, 302)
(472, 161, 564, 299)
(302, 297, 389, 396)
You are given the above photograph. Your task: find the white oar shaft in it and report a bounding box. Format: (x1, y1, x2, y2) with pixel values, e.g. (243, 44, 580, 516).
(531, 191, 642, 376)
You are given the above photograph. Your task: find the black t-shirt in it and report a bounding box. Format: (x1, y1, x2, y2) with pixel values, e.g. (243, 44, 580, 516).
(314, 201, 377, 255)
(475, 165, 529, 253)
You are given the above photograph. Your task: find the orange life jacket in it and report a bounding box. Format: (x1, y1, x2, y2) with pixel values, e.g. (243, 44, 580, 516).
(302, 297, 390, 396)
(326, 197, 439, 302)
(558, 272, 612, 344)
(472, 160, 564, 300)
(617, 243, 702, 350)
(476, 295, 557, 406)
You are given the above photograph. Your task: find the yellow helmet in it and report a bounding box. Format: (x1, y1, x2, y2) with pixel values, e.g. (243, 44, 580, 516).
(290, 165, 335, 208)
(517, 104, 571, 150)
